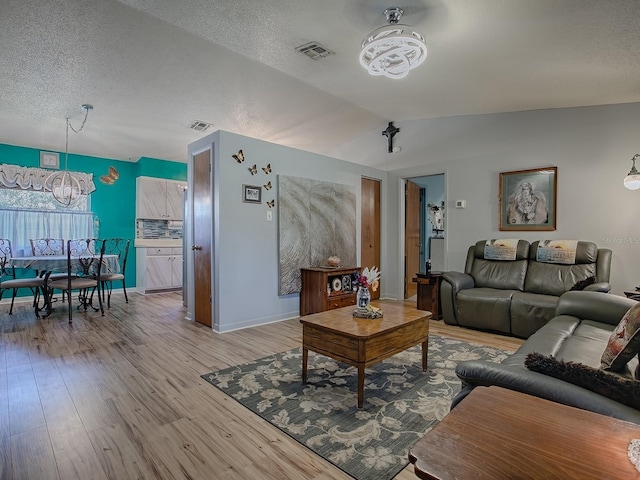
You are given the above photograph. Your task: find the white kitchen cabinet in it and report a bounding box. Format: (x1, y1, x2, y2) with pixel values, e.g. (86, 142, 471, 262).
(136, 247, 183, 293)
(136, 177, 187, 220)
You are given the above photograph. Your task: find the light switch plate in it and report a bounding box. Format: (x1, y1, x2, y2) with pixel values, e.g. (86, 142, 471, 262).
(266, 211, 272, 221)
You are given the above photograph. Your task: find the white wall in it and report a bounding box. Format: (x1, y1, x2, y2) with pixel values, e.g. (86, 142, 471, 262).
(188, 130, 387, 332)
(335, 103, 640, 296)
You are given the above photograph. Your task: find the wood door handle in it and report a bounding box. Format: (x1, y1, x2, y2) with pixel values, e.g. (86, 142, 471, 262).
(191, 245, 202, 250)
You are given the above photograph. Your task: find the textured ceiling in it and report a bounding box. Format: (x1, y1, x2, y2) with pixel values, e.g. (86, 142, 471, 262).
(1, 0, 639, 164)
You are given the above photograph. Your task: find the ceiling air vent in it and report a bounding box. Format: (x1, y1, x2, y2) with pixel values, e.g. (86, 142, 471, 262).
(295, 42, 334, 60)
(190, 120, 213, 132)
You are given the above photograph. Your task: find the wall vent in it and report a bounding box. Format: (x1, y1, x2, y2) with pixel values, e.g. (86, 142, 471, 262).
(295, 42, 334, 60)
(190, 120, 213, 132)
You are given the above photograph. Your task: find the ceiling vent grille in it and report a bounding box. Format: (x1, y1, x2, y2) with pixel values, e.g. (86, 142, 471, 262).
(190, 120, 213, 132)
(295, 42, 334, 60)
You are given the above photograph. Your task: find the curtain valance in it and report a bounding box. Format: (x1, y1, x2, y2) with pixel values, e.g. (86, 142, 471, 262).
(0, 164, 96, 195)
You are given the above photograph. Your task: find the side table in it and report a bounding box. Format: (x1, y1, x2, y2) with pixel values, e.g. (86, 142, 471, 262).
(408, 386, 640, 479)
(624, 290, 640, 301)
(412, 273, 442, 320)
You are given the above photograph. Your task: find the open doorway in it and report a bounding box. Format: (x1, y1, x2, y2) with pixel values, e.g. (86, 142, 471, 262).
(404, 173, 445, 299)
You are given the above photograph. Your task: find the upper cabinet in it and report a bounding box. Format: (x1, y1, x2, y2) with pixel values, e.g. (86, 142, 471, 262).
(136, 177, 187, 220)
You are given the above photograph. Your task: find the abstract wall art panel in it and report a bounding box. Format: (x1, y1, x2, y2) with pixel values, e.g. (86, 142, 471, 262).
(278, 175, 356, 295)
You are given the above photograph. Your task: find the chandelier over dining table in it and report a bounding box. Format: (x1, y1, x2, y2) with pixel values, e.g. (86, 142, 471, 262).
(47, 104, 93, 207)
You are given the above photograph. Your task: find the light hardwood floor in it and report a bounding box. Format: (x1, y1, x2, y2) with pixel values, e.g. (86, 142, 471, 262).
(0, 293, 523, 480)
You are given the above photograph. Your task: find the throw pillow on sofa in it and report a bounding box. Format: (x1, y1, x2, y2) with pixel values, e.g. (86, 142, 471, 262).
(601, 302, 640, 371)
(525, 352, 640, 410)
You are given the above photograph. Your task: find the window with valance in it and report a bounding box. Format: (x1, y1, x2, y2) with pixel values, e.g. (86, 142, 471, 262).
(0, 164, 97, 254)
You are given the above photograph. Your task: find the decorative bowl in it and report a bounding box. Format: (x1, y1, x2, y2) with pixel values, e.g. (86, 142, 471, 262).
(327, 256, 341, 267)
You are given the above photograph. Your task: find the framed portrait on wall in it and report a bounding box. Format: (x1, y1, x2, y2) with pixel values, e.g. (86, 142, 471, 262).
(242, 184, 262, 204)
(499, 167, 557, 231)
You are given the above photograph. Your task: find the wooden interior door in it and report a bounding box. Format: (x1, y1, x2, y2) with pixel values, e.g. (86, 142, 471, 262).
(405, 180, 421, 298)
(193, 150, 212, 327)
(361, 177, 381, 299)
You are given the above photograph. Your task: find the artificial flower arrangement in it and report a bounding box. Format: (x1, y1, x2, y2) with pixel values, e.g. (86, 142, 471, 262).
(356, 266, 381, 292)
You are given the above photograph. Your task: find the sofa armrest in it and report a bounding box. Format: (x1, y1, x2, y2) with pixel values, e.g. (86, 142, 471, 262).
(555, 291, 636, 326)
(441, 271, 474, 292)
(583, 281, 611, 293)
(440, 272, 475, 326)
(454, 360, 640, 424)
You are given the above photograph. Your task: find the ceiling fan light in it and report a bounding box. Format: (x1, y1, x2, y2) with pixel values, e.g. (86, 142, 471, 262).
(359, 7, 427, 80)
(360, 25, 427, 79)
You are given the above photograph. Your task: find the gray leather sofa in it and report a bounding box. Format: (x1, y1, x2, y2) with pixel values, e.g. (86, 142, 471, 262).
(452, 291, 640, 424)
(441, 240, 612, 338)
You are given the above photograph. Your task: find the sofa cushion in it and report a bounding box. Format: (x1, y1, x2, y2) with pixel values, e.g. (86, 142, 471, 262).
(510, 292, 559, 338)
(601, 302, 640, 371)
(524, 241, 599, 296)
(525, 352, 640, 411)
(524, 261, 597, 296)
(557, 320, 618, 367)
(456, 288, 513, 334)
(468, 240, 529, 291)
(470, 259, 528, 291)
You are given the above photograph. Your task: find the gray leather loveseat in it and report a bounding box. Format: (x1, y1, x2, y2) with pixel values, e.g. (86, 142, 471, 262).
(452, 291, 640, 424)
(440, 240, 611, 338)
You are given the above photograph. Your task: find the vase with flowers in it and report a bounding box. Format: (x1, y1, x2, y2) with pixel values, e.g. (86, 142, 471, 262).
(355, 266, 380, 309)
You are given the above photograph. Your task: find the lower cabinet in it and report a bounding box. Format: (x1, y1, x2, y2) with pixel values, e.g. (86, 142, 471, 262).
(136, 247, 183, 293)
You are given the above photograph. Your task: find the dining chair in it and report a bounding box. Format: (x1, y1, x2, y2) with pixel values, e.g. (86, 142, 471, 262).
(30, 238, 65, 256)
(30, 237, 70, 301)
(98, 238, 130, 308)
(46, 239, 105, 324)
(0, 239, 45, 315)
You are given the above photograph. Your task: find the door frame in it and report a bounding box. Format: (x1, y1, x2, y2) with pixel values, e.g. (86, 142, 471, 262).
(396, 171, 448, 299)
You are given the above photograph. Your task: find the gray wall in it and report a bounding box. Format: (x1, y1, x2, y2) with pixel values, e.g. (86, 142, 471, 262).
(188, 130, 387, 332)
(333, 102, 640, 297)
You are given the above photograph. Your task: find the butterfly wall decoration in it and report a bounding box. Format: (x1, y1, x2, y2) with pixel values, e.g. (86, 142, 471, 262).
(248, 164, 257, 175)
(267, 199, 275, 208)
(100, 166, 119, 185)
(233, 149, 245, 163)
(262, 163, 271, 174)
(264, 181, 272, 190)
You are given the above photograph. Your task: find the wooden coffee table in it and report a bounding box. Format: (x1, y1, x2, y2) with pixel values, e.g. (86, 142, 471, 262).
(300, 300, 431, 408)
(409, 386, 640, 479)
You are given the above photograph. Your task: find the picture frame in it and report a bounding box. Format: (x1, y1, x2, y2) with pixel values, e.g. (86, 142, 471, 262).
(242, 184, 262, 204)
(39, 151, 60, 169)
(499, 167, 557, 231)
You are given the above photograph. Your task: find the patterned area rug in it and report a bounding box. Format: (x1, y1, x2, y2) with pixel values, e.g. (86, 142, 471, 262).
(201, 335, 508, 480)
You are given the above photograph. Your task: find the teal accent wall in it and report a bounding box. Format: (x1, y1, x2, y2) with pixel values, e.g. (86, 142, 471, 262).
(0, 143, 186, 295)
(137, 157, 187, 180)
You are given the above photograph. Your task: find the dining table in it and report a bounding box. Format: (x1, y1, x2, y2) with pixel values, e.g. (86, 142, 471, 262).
(10, 254, 120, 317)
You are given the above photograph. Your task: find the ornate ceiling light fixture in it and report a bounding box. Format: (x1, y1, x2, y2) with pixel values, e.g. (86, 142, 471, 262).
(359, 7, 427, 79)
(48, 104, 93, 207)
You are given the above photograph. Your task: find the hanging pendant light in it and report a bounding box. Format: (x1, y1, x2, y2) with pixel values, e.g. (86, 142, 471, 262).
(48, 104, 93, 207)
(359, 7, 427, 79)
(624, 154, 640, 191)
